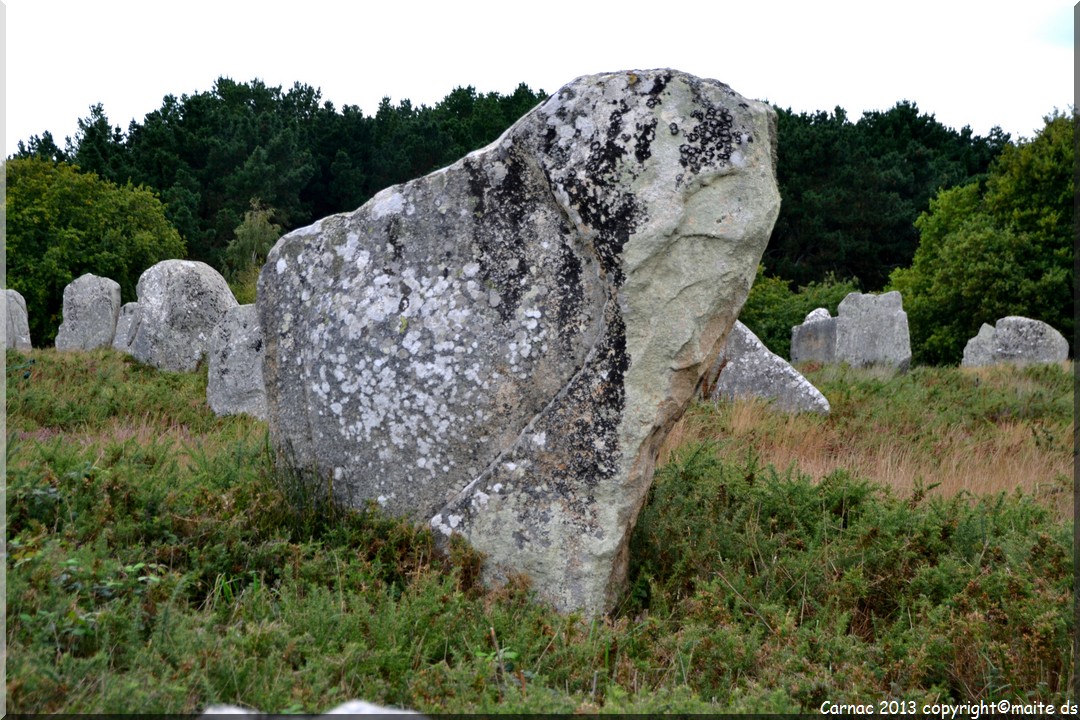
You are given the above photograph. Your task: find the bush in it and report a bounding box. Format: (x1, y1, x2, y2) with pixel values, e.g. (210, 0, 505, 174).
(630, 442, 1073, 704)
(223, 200, 282, 285)
(5, 158, 186, 345)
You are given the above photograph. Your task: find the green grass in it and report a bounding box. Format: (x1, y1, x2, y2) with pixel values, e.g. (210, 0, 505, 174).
(6, 348, 1075, 712)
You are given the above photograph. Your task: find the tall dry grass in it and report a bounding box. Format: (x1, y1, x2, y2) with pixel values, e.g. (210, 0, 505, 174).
(663, 362, 1074, 521)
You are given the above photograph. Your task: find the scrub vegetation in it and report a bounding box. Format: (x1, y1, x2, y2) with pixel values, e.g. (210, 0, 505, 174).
(7, 348, 1073, 713)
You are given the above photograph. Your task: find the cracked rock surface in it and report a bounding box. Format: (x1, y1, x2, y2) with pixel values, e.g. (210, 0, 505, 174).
(258, 69, 780, 616)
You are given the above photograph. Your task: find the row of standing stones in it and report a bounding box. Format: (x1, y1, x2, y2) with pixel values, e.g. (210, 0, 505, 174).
(4, 264, 267, 419)
(10, 272, 1064, 423)
(3, 71, 1070, 635)
(787, 291, 1069, 370)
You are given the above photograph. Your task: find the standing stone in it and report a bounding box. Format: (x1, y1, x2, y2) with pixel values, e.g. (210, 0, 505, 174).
(118, 260, 238, 371)
(112, 302, 139, 354)
(790, 293, 912, 371)
(961, 316, 1069, 367)
(709, 321, 830, 414)
(960, 323, 996, 367)
(207, 304, 268, 420)
(834, 291, 911, 371)
(790, 307, 837, 364)
(54, 273, 122, 351)
(5, 289, 32, 350)
(258, 69, 780, 616)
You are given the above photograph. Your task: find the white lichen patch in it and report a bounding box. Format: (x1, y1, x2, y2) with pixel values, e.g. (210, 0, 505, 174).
(430, 514, 453, 536)
(370, 189, 405, 219)
(287, 237, 562, 511)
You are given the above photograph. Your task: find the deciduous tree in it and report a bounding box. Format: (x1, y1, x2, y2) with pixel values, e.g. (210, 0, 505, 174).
(5, 158, 185, 345)
(888, 111, 1073, 365)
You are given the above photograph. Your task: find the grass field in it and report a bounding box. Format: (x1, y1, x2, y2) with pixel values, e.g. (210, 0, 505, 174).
(6, 348, 1075, 713)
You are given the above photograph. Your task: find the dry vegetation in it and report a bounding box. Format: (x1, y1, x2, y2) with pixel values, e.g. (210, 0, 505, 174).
(663, 361, 1074, 521)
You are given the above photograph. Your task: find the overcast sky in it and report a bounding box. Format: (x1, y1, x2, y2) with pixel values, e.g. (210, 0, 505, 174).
(3, 1, 1074, 155)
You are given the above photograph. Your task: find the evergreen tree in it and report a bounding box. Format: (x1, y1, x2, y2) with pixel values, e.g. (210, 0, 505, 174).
(13, 131, 68, 163)
(766, 102, 1007, 289)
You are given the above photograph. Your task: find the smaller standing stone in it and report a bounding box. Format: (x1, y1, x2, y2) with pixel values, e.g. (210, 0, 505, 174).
(790, 307, 836, 364)
(207, 304, 268, 420)
(710, 321, 830, 413)
(960, 323, 996, 367)
(961, 316, 1069, 367)
(790, 293, 912, 371)
(834, 291, 911, 371)
(54, 273, 122, 351)
(118, 260, 238, 371)
(5, 289, 32, 350)
(112, 302, 139, 353)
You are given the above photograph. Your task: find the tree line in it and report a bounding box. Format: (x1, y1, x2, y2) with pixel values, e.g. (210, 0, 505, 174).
(14, 78, 547, 272)
(8, 77, 1072, 362)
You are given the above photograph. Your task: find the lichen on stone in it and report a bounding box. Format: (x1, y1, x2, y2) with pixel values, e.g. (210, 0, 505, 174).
(258, 69, 780, 617)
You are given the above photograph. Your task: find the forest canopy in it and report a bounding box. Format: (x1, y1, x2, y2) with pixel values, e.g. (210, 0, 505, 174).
(11, 76, 1068, 363)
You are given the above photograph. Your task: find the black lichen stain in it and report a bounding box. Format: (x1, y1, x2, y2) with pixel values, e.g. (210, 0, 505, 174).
(386, 217, 404, 262)
(463, 149, 535, 322)
(552, 228, 588, 351)
(674, 78, 757, 186)
(647, 72, 671, 104)
(679, 104, 736, 175)
(634, 119, 657, 164)
(545, 96, 648, 288)
(529, 299, 629, 525)
(475, 302, 630, 541)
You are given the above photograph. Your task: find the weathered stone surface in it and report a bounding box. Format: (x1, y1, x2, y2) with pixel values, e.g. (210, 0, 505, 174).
(112, 302, 138, 353)
(790, 307, 836, 364)
(960, 323, 996, 367)
(258, 69, 780, 616)
(201, 700, 421, 716)
(835, 291, 911, 371)
(790, 294, 912, 371)
(116, 260, 238, 371)
(5, 289, 32, 350)
(207, 304, 268, 419)
(54, 273, 122, 351)
(709, 321, 829, 413)
(961, 316, 1069, 367)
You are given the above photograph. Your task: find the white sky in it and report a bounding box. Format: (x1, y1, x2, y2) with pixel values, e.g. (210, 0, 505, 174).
(3, 1, 1075, 155)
